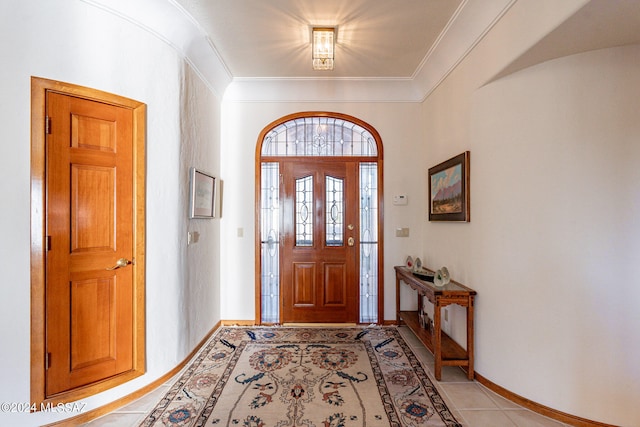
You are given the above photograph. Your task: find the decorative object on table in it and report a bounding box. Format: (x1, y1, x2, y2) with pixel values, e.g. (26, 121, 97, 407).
(405, 256, 414, 269)
(428, 151, 470, 222)
(434, 269, 445, 287)
(141, 326, 462, 427)
(413, 269, 434, 282)
(414, 257, 422, 271)
(425, 317, 434, 334)
(440, 267, 451, 285)
(189, 167, 216, 219)
(433, 267, 451, 287)
(419, 310, 434, 334)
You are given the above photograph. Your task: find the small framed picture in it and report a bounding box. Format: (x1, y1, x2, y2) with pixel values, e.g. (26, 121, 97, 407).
(189, 167, 216, 219)
(428, 151, 470, 222)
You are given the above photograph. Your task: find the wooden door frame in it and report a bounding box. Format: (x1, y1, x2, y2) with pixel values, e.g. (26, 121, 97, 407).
(254, 111, 384, 325)
(30, 77, 146, 406)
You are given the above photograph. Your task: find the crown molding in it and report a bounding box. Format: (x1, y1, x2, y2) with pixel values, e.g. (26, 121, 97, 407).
(83, 0, 516, 103)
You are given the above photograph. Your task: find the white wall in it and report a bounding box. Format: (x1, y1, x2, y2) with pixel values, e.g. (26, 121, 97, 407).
(0, 1, 221, 425)
(475, 46, 640, 425)
(219, 102, 425, 322)
(422, 24, 640, 427)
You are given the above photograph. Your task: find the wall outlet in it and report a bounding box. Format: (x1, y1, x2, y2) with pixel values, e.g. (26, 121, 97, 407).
(187, 231, 200, 245)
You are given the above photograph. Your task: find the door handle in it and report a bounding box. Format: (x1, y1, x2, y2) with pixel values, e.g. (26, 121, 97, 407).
(106, 257, 132, 270)
(348, 237, 355, 247)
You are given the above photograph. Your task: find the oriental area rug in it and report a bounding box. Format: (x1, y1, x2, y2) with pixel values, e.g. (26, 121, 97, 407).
(139, 326, 461, 427)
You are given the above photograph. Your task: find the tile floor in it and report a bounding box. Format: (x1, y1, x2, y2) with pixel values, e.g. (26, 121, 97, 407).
(83, 326, 570, 427)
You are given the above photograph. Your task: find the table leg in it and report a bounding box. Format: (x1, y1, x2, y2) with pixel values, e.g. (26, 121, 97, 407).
(395, 275, 401, 325)
(467, 299, 475, 380)
(433, 300, 442, 381)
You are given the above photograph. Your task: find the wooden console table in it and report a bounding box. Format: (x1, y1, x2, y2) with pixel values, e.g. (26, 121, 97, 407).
(395, 266, 476, 381)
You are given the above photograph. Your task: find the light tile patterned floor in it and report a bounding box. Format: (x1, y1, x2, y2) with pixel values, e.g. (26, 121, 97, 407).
(83, 326, 570, 427)
(396, 327, 569, 427)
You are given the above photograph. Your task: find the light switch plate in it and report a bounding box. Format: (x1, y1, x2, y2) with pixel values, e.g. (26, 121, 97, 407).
(395, 228, 409, 237)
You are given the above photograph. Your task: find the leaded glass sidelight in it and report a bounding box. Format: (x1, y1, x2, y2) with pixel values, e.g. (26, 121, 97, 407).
(359, 163, 378, 323)
(295, 176, 313, 247)
(260, 163, 280, 323)
(325, 176, 344, 247)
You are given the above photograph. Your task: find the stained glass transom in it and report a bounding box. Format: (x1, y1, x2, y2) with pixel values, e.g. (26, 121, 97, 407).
(261, 117, 377, 157)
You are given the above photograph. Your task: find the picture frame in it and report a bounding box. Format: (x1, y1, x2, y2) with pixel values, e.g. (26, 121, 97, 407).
(189, 167, 216, 219)
(428, 151, 470, 222)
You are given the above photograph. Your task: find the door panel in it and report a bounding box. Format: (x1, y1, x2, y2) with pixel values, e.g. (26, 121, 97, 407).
(282, 161, 358, 323)
(323, 263, 346, 305)
(70, 276, 115, 370)
(46, 92, 134, 395)
(292, 262, 316, 306)
(71, 165, 115, 252)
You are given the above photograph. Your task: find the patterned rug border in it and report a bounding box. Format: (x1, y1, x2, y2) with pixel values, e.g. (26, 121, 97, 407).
(141, 326, 461, 427)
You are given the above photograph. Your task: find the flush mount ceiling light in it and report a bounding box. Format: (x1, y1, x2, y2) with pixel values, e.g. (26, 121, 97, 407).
(312, 27, 335, 71)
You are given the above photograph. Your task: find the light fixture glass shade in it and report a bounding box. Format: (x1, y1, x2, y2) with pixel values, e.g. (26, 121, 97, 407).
(312, 27, 334, 70)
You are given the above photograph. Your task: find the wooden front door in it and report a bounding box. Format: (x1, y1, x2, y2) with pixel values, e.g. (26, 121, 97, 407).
(45, 92, 136, 395)
(281, 161, 359, 323)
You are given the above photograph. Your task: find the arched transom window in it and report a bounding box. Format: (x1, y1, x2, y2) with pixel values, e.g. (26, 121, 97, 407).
(261, 116, 378, 157)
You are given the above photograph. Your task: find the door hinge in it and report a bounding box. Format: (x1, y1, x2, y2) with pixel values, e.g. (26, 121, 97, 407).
(46, 236, 51, 251)
(45, 352, 51, 370)
(45, 116, 51, 134)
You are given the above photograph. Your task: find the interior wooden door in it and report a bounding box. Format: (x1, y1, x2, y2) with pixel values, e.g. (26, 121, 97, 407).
(45, 92, 135, 395)
(281, 161, 359, 323)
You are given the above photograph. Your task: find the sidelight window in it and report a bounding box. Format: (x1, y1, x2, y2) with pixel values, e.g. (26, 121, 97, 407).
(260, 163, 280, 323)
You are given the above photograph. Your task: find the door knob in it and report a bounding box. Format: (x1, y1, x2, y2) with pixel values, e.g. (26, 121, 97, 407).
(106, 258, 132, 270)
(348, 237, 355, 246)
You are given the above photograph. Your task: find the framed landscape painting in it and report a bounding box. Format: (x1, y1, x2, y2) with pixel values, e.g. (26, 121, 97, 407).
(189, 167, 216, 219)
(428, 151, 470, 222)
